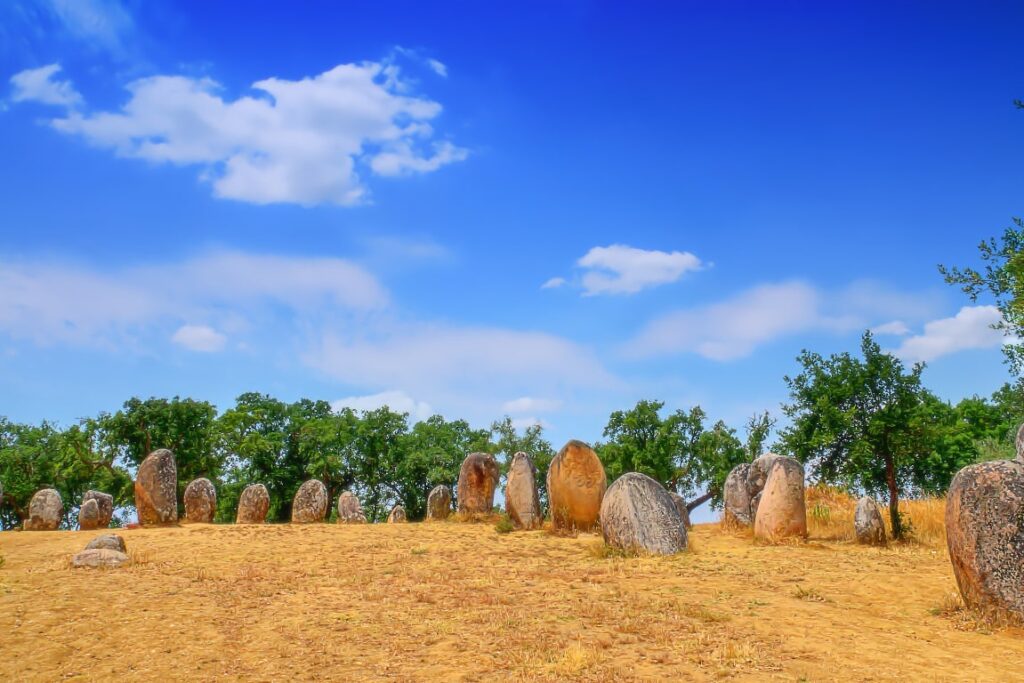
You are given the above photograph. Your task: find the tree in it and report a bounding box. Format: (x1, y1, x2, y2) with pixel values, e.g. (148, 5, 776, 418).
(349, 407, 410, 522)
(939, 218, 1024, 375)
(402, 416, 491, 519)
(779, 332, 929, 539)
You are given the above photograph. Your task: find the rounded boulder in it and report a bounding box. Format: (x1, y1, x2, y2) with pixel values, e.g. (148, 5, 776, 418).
(236, 484, 270, 524)
(854, 496, 887, 546)
(86, 534, 127, 553)
(183, 478, 217, 523)
(72, 548, 131, 569)
(753, 456, 807, 541)
(547, 440, 606, 531)
(388, 505, 407, 523)
(426, 485, 452, 521)
(723, 463, 753, 526)
(505, 452, 543, 530)
(600, 473, 688, 555)
(336, 490, 366, 524)
(667, 492, 692, 529)
(457, 452, 499, 514)
(79, 498, 101, 531)
(24, 488, 63, 531)
(946, 459, 1024, 619)
(134, 448, 178, 525)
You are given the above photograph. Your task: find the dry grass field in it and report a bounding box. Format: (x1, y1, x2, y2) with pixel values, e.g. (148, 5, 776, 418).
(0, 492, 1020, 682)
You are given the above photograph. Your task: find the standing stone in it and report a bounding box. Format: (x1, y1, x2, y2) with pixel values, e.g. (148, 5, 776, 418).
(79, 498, 101, 531)
(753, 457, 807, 541)
(723, 463, 753, 526)
(1016, 422, 1024, 462)
(946, 459, 1024, 619)
(387, 505, 407, 523)
(854, 496, 887, 546)
(24, 488, 63, 531)
(291, 479, 328, 523)
(668, 492, 692, 529)
(183, 478, 217, 523)
(457, 452, 500, 514)
(336, 491, 366, 524)
(83, 490, 113, 528)
(505, 452, 543, 530)
(135, 448, 178, 525)
(236, 484, 270, 524)
(747, 453, 783, 524)
(547, 440, 607, 532)
(600, 473, 688, 555)
(426, 485, 452, 521)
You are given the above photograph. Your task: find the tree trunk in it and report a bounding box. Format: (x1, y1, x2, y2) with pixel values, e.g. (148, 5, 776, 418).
(884, 453, 901, 540)
(686, 490, 713, 512)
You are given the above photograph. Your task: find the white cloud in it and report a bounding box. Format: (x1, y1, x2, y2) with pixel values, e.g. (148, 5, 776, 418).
(171, 324, 226, 352)
(332, 390, 434, 421)
(44, 0, 134, 54)
(576, 244, 702, 296)
(427, 59, 448, 77)
(871, 320, 910, 336)
(33, 58, 465, 206)
(501, 396, 563, 414)
(625, 280, 945, 361)
(9, 64, 82, 107)
(308, 324, 615, 398)
(541, 277, 566, 289)
(509, 416, 550, 431)
(0, 249, 386, 348)
(892, 306, 1006, 363)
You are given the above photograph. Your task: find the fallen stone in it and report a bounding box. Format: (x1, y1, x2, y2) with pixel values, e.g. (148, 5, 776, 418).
(854, 496, 887, 546)
(183, 478, 217, 523)
(547, 440, 606, 531)
(291, 479, 329, 523)
(85, 534, 127, 553)
(600, 472, 688, 555)
(236, 484, 270, 524)
(135, 449, 178, 525)
(71, 548, 130, 569)
(24, 488, 63, 531)
(505, 452, 543, 530)
(457, 453, 500, 514)
(426, 485, 452, 521)
(946, 459, 1024, 619)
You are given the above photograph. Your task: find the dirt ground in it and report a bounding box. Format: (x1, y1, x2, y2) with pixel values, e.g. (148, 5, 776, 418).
(0, 521, 1020, 682)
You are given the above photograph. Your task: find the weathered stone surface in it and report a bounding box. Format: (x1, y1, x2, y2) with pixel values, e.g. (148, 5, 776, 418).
(236, 484, 270, 524)
(668, 492, 692, 529)
(547, 440, 607, 531)
(387, 505, 407, 523)
(946, 459, 1024, 618)
(457, 452, 500, 514)
(83, 490, 113, 528)
(135, 448, 178, 525)
(72, 548, 130, 568)
(86, 534, 127, 553)
(426, 485, 452, 521)
(336, 490, 366, 524)
(291, 479, 328, 523)
(79, 498, 101, 531)
(723, 463, 753, 526)
(854, 496, 887, 546)
(183, 478, 217, 523)
(753, 457, 807, 540)
(24, 488, 63, 531)
(505, 452, 543, 530)
(1016, 423, 1024, 461)
(600, 473, 688, 555)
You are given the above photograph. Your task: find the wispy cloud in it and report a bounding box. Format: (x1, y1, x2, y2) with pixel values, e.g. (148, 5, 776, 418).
(501, 396, 563, 414)
(332, 389, 434, 421)
(545, 244, 703, 296)
(171, 324, 227, 353)
(12, 56, 466, 206)
(9, 63, 81, 107)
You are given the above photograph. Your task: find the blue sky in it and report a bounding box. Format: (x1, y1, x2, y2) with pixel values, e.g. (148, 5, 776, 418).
(1, 0, 1021, 451)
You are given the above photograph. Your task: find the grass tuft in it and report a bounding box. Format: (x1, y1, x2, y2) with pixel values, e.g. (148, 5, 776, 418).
(494, 514, 515, 534)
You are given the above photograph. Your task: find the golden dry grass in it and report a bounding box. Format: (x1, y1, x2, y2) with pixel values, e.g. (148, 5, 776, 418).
(804, 485, 947, 547)
(1, 515, 1023, 681)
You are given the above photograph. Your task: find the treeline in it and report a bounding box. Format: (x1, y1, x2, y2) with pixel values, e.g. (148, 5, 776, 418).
(1, 334, 1021, 532)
